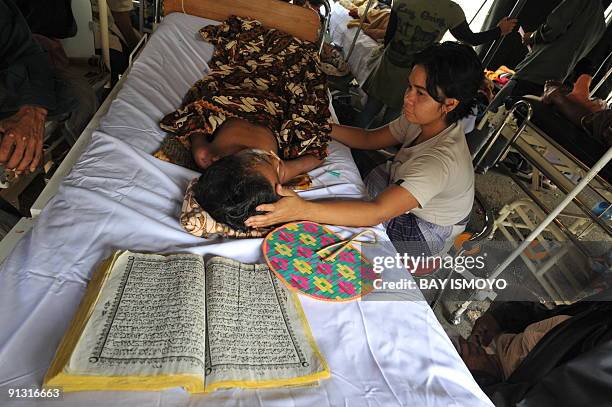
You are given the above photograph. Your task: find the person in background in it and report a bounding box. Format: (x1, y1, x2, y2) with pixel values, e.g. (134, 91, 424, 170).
(489, 0, 608, 111)
(461, 292, 612, 406)
(359, 0, 516, 128)
(107, 0, 140, 52)
(90, 0, 142, 83)
(0, 0, 78, 173)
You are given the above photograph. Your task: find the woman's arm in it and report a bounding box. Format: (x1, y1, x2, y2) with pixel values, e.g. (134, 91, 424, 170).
(245, 184, 419, 228)
(281, 155, 322, 183)
(330, 123, 399, 150)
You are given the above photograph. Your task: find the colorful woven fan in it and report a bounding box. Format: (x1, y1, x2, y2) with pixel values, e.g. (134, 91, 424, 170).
(263, 222, 378, 301)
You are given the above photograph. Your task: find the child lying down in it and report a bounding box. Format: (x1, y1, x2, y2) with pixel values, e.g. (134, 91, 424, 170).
(154, 16, 332, 232)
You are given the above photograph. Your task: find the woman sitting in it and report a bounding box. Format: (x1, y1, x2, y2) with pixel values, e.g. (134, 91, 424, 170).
(245, 42, 483, 260)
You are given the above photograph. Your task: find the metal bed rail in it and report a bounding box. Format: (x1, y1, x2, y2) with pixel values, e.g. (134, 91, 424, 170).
(450, 147, 612, 324)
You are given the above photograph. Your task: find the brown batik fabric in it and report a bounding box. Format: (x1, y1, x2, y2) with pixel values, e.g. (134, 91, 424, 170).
(155, 16, 332, 170)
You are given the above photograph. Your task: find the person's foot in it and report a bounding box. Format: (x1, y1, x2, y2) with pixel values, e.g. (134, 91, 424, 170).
(567, 74, 606, 113)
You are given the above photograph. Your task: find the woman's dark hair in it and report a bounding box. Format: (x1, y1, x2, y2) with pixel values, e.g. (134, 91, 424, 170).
(193, 154, 279, 231)
(413, 42, 485, 124)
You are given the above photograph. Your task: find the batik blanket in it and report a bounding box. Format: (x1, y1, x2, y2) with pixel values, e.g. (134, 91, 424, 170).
(155, 16, 332, 170)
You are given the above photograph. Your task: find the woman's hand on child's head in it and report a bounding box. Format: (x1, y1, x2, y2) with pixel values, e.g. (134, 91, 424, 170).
(244, 184, 305, 228)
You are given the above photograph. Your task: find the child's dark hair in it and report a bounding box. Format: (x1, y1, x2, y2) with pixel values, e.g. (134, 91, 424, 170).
(413, 42, 484, 124)
(193, 154, 279, 231)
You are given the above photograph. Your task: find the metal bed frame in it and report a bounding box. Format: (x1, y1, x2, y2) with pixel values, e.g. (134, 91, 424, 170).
(445, 98, 612, 323)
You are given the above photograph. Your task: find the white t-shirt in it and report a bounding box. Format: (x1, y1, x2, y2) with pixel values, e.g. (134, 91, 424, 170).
(388, 115, 474, 226)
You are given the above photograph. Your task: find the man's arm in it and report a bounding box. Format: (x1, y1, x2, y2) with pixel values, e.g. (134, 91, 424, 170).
(107, 0, 140, 51)
(0, 0, 56, 112)
(0, 0, 54, 171)
(530, 0, 589, 45)
(111, 10, 140, 51)
(450, 17, 517, 46)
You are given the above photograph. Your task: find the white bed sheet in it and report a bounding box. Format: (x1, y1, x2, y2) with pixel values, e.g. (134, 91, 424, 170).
(329, 1, 381, 87)
(0, 12, 492, 407)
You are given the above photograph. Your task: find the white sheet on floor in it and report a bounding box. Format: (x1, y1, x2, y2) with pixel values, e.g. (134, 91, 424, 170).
(0, 12, 492, 407)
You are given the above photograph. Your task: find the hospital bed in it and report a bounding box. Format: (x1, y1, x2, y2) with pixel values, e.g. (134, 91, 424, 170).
(0, 1, 493, 405)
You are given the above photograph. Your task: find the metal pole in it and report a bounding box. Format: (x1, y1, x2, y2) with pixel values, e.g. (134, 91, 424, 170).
(139, 0, 144, 34)
(451, 146, 612, 324)
(488, 146, 612, 281)
(346, 0, 375, 61)
(154, 0, 160, 24)
(590, 65, 612, 98)
(474, 100, 533, 173)
(318, 0, 332, 56)
(481, 0, 528, 69)
(469, 0, 490, 26)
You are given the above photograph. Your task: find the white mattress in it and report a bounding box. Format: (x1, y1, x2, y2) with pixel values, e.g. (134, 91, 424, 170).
(329, 1, 381, 87)
(0, 12, 492, 407)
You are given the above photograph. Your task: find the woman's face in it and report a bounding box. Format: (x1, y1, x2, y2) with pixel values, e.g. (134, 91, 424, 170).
(403, 65, 457, 126)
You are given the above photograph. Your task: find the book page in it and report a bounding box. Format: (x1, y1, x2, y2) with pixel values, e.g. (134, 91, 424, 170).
(203, 257, 327, 390)
(67, 251, 207, 378)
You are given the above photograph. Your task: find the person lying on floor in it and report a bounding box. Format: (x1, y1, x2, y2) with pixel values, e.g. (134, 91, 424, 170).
(458, 290, 612, 406)
(155, 16, 332, 232)
(245, 42, 483, 260)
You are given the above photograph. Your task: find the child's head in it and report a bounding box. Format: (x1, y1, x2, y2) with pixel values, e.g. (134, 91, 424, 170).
(403, 42, 484, 126)
(193, 149, 281, 231)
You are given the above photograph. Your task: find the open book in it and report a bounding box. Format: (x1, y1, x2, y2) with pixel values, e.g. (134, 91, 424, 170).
(44, 251, 329, 393)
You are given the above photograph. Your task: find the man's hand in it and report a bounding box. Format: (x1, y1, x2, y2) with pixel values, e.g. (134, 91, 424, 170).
(521, 30, 534, 46)
(497, 17, 518, 36)
(468, 312, 501, 347)
(244, 184, 306, 228)
(0, 105, 47, 172)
